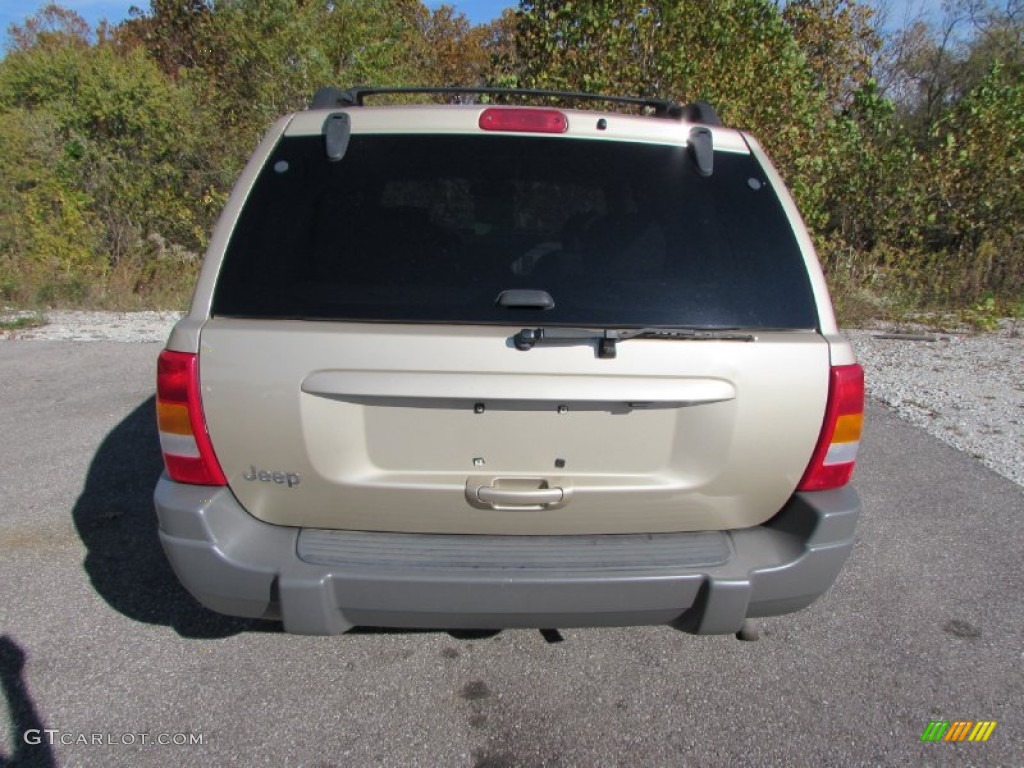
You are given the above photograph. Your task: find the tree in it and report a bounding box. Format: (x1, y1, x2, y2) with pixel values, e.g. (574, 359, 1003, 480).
(504, 0, 831, 222)
(920, 63, 1024, 300)
(2, 0, 1019, 311)
(412, 4, 491, 88)
(0, 107, 100, 302)
(862, 0, 1024, 303)
(0, 7, 217, 303)
(116, 0, 219, 77)
(783, 0, 880, 112)
(4, 3, 90, 54)
(122, 0, 451, 157)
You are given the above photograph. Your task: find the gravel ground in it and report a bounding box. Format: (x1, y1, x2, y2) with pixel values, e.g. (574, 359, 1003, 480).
(1, 309, 184, 343)
(847, 322, 1023, 488)
(4, 309, 1022, 488)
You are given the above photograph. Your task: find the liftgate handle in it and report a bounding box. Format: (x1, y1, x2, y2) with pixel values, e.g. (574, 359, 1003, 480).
(475, 486, 564, 507)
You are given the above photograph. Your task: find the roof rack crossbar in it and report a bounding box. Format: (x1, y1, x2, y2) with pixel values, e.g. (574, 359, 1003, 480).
(310, 86, 685, 118)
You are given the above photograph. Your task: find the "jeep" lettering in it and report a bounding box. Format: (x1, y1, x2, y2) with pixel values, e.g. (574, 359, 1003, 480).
(243, 466, 301, 488)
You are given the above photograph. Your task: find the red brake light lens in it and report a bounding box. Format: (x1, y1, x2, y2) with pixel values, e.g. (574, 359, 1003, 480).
(156, 350, 227, 486)
(479, 108, 569, 134)
(798, 364, 864, 492)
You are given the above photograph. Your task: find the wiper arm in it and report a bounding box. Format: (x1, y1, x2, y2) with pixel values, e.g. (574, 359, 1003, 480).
(513, 327, 756, 359)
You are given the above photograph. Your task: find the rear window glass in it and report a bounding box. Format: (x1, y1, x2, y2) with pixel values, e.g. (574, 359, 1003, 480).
(212, 133, 817, 329)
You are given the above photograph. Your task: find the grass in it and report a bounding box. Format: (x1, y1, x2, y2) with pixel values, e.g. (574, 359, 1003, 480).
(0, 311, 47, 332)
(832, 279, 1024, 334)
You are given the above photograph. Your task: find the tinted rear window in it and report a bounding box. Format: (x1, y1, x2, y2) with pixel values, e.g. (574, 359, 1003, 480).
(212, 133, 817, 329)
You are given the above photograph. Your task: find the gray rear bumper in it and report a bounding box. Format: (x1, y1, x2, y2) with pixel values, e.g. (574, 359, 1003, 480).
(154, 476, 859, 635)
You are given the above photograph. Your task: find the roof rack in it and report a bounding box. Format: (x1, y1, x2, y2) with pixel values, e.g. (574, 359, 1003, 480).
(679, 101, 722, 127)
(308, 86, 716, 122)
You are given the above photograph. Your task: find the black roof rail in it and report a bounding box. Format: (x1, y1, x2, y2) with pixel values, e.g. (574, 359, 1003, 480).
(679, 101, 723, 127)
(309, 85, 692, 119)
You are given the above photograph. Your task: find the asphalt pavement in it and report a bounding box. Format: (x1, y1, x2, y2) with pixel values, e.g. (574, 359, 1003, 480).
(0, 341, 1020, 767)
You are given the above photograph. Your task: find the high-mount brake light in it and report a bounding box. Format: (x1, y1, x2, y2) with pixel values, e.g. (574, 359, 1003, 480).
(798, 364, 864, 491)
(479, 108, 568, 134)
(156, 350, 227, 486)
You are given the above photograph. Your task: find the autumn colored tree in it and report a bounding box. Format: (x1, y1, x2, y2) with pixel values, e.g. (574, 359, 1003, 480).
(3, 3, 91, 53)
(503, 0, 834, 227)
(0, 6, 219, 304)
(0, 0, 1020, 312)
(413, 4, 491, 88)
(783, 0, 880, 112)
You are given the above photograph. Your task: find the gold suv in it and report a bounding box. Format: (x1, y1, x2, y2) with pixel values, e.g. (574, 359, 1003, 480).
(154, 87, 864, 636)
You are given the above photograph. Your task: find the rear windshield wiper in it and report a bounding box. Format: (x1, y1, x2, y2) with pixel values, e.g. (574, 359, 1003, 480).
(514, 327, 757, 359)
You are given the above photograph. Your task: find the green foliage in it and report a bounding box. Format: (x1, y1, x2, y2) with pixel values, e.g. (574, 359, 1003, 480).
(782, 0, 879, 111)
(0, 311, 46, 332)
(0, 1, 460, 308)
(962, 293, 1000, 331)
(833, 60, 1024, 312)
(506, 0, 839, 227)
(503, 0, 1023, 322)
(127, 0, 446, 161)
(0, 0, 1020, 317)
(0, 107, 101, 303)
(0, 12, 216, 306)
(920, 64, 1024, 300)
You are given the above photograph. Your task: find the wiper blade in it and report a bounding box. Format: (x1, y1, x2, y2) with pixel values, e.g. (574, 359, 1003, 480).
(616, 328, 757, 342)
(513, 327, 756, 358)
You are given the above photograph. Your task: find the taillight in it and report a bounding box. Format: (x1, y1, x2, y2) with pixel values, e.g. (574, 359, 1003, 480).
(479, 107, 568, 134)
(156, 350, 227, 486)
(798, 364, 864, 491)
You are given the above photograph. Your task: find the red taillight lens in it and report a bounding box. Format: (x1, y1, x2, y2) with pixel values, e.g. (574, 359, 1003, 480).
(479, 107, 569, 134)
(798, 364, 864, 492)
(156, 350, 226, 486)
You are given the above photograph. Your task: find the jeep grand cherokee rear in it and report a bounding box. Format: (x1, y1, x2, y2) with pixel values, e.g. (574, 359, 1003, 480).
(154, 87, 862, 635)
